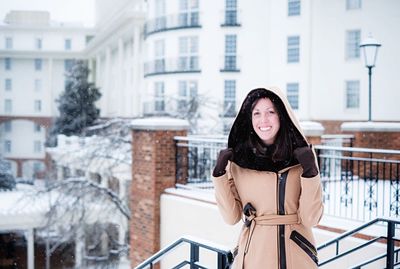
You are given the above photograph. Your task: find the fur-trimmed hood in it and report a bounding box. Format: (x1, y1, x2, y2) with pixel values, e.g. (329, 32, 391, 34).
(228, 87, 308, 172)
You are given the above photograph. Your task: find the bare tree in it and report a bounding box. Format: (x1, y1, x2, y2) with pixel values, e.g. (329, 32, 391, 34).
(40, 118, 132, 269)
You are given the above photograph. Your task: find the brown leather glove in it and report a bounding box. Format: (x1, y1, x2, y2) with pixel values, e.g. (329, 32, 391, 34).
(293, 146, 318, 178)
(213, 148, 234, 177)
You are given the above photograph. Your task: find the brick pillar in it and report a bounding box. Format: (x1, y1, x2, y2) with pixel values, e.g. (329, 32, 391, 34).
(130, 117, 189, 267)
(300, 121, 324, 145)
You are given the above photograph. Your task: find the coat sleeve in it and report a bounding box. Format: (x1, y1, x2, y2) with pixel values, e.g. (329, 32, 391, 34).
(298, 172, 324, 227)
(212, 161, 243, 225)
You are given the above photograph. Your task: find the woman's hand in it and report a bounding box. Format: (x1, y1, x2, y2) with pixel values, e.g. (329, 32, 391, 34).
(213, 148, 234, 177)
(293, 146, 318, 178)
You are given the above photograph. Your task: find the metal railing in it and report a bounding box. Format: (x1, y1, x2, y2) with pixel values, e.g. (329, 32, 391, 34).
(174, 136, 400, 222)
(144, 57, 200, 77)
(175, 136, 226, 189)
(134, 236, 231, 269)
(144, 12, 201, 37)
(317, 217, 400, 268)
(315, 145, 400, 222)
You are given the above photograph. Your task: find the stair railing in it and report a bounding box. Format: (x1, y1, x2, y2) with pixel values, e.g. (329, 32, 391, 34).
(134, 236, 232, 269)
(317, 217, 400, 268)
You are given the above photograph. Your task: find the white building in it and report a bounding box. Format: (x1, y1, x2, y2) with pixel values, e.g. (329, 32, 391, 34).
(0, 10, 94, 178)
(85, 0, 146, 118)
(142, 0, 400, 134)
(2, 0, 400, 176)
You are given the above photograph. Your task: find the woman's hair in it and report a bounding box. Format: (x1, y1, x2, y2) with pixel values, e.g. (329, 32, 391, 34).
(246, 93, 303, 162)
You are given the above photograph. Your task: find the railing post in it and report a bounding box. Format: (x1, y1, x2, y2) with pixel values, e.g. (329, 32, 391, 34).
(217, 252, 229, 269)
(386, 220, 395, 269)
(190, 243, 199, 268)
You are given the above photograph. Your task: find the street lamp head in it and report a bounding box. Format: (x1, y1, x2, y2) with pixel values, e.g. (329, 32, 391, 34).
(360, 34, 381, 68)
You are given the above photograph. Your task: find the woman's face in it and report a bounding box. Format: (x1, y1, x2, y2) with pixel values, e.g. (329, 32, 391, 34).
(251, 98, 280, 145)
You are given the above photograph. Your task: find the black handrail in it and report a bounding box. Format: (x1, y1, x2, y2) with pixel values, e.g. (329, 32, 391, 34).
(134, 236, 231, 269)
(318, 217, 400, 268)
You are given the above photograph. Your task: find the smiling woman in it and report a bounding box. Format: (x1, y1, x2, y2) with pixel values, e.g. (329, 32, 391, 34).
(212, 87, 324, 269)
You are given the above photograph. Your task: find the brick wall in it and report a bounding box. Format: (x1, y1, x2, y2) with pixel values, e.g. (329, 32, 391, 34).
(341, 122, 400, 150)
(130, 118, 188, 267)
(341, 122, 400, 180)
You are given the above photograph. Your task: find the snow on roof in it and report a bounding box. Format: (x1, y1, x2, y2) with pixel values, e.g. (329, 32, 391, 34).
(341, 121, 400, 132)
(300, 121, 325, 136)
(47, 134, 131, 180)
(130, 117, 190, 130)
(0, 185, 48, 230)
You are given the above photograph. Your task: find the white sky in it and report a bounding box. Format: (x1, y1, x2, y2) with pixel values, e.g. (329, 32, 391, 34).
(0, 0, 95, 26)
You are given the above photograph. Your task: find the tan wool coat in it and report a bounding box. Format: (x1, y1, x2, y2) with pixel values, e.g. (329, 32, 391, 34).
(213, 87, 324, 269)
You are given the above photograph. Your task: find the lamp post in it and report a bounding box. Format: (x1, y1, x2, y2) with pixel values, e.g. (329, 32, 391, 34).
(359, 35, 381, 121)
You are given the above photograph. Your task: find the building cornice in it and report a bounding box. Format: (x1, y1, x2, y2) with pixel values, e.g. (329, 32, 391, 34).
(85, 8, 145, 56)
(0, 50, 85, 59)
(0, 24, 95, 34)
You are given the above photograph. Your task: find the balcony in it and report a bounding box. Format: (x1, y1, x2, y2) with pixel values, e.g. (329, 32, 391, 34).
(144, 56, 200, 77)
(220, 9, 241, 27)
(144, 12, 201, 38)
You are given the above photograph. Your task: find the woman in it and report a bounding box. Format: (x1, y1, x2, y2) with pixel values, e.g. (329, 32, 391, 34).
(212, 87, 323, 269)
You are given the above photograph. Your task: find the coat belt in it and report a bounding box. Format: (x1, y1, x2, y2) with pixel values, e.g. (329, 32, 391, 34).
(244, 213, 299, 254)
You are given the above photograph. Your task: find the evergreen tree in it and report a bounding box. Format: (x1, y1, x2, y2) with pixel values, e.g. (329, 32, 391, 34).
(49, 60, 101, 143)
(0, 159, 16, 191)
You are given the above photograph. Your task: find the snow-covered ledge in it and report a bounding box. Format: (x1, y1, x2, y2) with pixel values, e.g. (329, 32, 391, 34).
(341, 121, 400, 132)
(130, 117, 190, 131)
(300, 121, 325, 136)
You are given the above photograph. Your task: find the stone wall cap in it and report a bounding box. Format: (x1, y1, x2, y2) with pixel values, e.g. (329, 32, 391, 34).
(299, 121, 325, 136)
(341, 122, 400, 132)
(131, 117, 190, 131)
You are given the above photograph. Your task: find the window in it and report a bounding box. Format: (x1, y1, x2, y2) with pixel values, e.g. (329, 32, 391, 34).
(65, 38, 72, 50)
(154, 82, 165, 112)
(34, 79, 42, 91)
(179, 0, 199, 26)
(35, 38, 42, 50)
(178, 36, 199, 71)
(5, 37, 13, 49)
(34, 123, 42, 132)
(154, 40, 165, 72)
(346, 30, 361, 59)
(224, 80, 236, 117)
(34, 100, 42, 112)
(287, 83, 299, 109)
(177, 80, 198, 113)
(2, 161, 11, 171)
(225, 0, 238, 25)
(64, 59, 75, 72)
(34, 141, 42, 153)
(34, 59, 43, 71)
(4, 99, 12, 113)
(5, 79, 12, 91)
(154, 0, 166, 30)
(288, 0, 301, 16)
(5, 58, 11, 70)
(4, 121, 12, 132)
(346, 0, 361, 10)
(33, 162, 43, 173)
(224, 35, 237, 70)
(4, 140, 11, 153)
(345, 80, 360, 108)
(287, 36, 300, 63)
